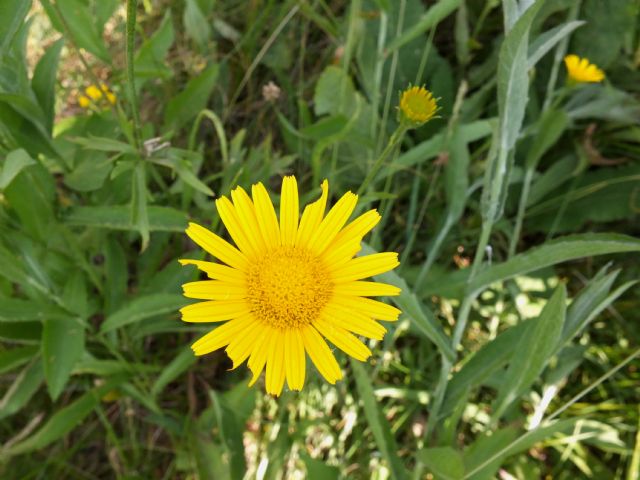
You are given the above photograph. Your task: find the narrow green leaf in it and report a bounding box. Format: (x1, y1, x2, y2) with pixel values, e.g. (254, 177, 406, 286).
(135, 11, 175, 79)
(0, 346, 39, 375)
(42, 315, 85, 401)
(386, 0, 462, 53)
(164, 64, 219, 131)
(3, 379, 121, 456)
(352, 361, 407, 480)
(40, 0, 109, 62)
(0, 359, 43, 421)
(527, 21, 585, 68)
(100, 293, 187, 333)
(31, 38, 64, 132)
(445, 125, 470, 222)
(151, 347, 197, 397)
(472, 234, 640, 294)
(210, 390, 247, 479)
(492, 285, 566, 419)
(418, 446, 464, 480)
(525, 108, 568, 169)
(183, 0, 211, 47)
(361, 244, 455, 361)
(0, 0, 31, 55)
(131, 162, 150, 250)
(463, 427, 519, 480)
(0, 149, 35, 190)
(64, 205, 189, 232)
(71, 135, 137, 154)
(300, 452, 340, 480)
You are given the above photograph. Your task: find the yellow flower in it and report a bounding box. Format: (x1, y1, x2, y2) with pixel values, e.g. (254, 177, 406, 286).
(398, 85, 437, 127)
(82, 83, 117, 106)
(78, 95, 91, 108)
(564, 55, 605, 83)
(180, 177, 401, 396)
(85, 84, 104, 101)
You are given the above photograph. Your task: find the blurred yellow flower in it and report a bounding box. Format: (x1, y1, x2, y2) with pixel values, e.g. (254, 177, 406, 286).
(564, 54, 605, 83)
(399, 85, 437, 127)
(79, 83, 116, 108)
(179, 176, 401, 396)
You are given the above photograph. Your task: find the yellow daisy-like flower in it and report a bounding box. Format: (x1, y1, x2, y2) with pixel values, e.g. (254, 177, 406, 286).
(78, 95, 91, 108)
(564, 54, 605, 83)
(179, 177, 401, 396)
(398, 85, 437, 127)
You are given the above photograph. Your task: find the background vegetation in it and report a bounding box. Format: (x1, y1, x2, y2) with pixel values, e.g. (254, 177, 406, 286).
(1, 0, 639, 478)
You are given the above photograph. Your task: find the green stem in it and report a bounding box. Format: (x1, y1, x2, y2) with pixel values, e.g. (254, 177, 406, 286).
(126, 0, 142, 151)
(508, 166, 534, 258)
(357, 125, 407, 196)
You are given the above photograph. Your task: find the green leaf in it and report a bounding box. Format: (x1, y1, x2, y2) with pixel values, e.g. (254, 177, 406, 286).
(472, 234, 640, 293)
(497, 1, 543, 153)
(210, 390, 247, 479)
(64, 154, 114, 192)
(0, 346, 39, 375)
(386, 0, 462, 53)
(0, 0, 31, 55)
(3, 379, 122, 456)
(445, 124, 470, 222)
(418, 446, 465, 480)
(151, 346, 196, 397)
(0, 359, 43, 421)
(100, 293, 187, 333)
(442, 321, 530, 418)
(0, 298, 62, 322)
(135, 12, 175, 79)
(0, 102, 59, 160)
(525, 108, 568, 169)
(463, 427, 519, 480)
(40, 0, 109, 63)
(300, 453, 340, 480)
(352, 361, 408, 480)
(183, 0, 211, 47)
(31, 38, 63, 132)
(164, 64, 219, 131)
(0, 148, 35, 190)
(527, 21, 585, 68)
(64, 205, 189, 232)
(42, 315, 86, 401)
(131, 162, 150, 251)
(71, 135, 137, 154)
(313, 66, 358, 117)
(361, 244, 454, 361)
(491, 285, 566, 420)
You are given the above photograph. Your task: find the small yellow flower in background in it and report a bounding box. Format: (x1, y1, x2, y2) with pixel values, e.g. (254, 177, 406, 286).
(179, 176, 401, 396)
(398, 85, 438, 128)
(564, 54, 605, 83)
(79, 83, 116, 108)
(78, 95, 91, 108)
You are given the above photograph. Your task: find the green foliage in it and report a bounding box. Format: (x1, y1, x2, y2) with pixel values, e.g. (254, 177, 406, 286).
(0, 0, 639, 478)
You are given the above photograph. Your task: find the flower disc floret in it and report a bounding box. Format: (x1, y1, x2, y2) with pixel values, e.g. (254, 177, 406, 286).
(399, 85, 437, 127)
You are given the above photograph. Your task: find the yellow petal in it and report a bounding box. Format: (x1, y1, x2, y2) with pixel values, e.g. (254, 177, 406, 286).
(322, 305, 386, 340)
(252, 182, 281, 248)
(321, 238, 362, 268)
(180, 300, 250, 322)
(332, 209, 380, 246)
(226, 321, 265, 369)
(313, 316, 371, 361)
(301, 325, 342, 384)
(332, 295, 401, 321)
(78, 95, 91, 108)
(308, 191, 358, 254)
(216, 196, 258, 258)
(279, 176, 299, 246)
(191, 314, 254, 355)
(266, 331, 286, 396)
(285, 329, 305, 391)
(248, 330, 271, 386)
(182, 281, 246, 300)
(331, 252, 399, 283)
(296, 180, 328, 247)
(178, 259, 245, 284)
(231, 186, 268, 254)
(185, 222, 248, 271)
(85, 84, 103, 100)
(334, 281, 401, 297)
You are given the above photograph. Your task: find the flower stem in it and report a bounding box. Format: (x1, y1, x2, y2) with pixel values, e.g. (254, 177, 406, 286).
(126, 0, 142, 151)
(357, 125, 407, 196)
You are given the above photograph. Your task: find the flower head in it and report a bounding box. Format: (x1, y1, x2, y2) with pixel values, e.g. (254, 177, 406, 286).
(180, 177, 401, 396)
(564, 55, 605, 84)
(79, 83, 116, 108)
(398, 85, 437, 128)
